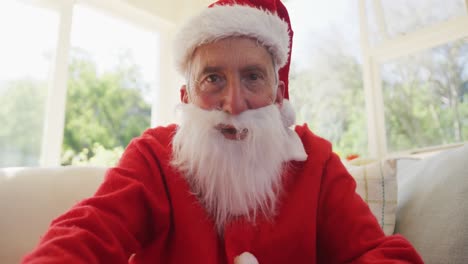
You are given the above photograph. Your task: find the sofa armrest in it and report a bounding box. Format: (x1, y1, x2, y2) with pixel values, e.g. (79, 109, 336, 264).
(0, 166, 107, 263)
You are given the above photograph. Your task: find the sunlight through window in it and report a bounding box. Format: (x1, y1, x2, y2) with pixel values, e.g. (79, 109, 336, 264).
(61, 4, 159, 166)
(0, 2, 59, 166)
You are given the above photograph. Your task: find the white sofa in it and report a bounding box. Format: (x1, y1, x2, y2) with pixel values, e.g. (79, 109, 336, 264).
(0, 144, 467, 263)
(0, 166, 107, 264)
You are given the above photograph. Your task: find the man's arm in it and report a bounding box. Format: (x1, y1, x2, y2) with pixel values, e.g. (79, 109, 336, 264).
(21, 139, 165, 263)
(316, 152, 423, 264)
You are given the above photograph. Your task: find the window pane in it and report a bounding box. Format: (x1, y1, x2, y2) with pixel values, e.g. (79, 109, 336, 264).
(285, 0, 367, 157)
(62, 5, 159, 166)
(382, 37, 468, 152)
(367, 0, 467, 45)
(0, 2, 59, 167)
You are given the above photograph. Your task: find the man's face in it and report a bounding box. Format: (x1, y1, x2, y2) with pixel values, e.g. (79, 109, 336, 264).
(173, 40, 298, 231)
(182, 37, 284, 122)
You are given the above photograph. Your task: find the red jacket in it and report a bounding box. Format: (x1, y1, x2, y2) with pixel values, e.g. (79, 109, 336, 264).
(22, 124, 423, 264)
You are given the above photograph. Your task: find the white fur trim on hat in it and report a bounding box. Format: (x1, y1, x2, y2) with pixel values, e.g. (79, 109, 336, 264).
(174, 4, 290, 75)
(280, 99, 308, 162)
(280, 99, 295, 128)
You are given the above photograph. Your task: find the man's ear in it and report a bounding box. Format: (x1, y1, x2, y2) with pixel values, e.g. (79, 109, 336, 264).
(180, 85, 189, 104)
(275, 81, 285, 106)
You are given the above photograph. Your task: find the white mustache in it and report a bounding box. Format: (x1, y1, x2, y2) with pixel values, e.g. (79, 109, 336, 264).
(171, 103, 290, 233)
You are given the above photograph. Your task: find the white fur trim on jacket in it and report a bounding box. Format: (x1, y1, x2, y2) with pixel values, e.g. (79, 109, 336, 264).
(234, 252, 259, 264)
(174, 4, 290, 75)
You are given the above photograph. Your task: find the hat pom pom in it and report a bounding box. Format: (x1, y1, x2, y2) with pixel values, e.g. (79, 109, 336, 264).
(234, 252, 259, 264)
(280, 99, 296, 128)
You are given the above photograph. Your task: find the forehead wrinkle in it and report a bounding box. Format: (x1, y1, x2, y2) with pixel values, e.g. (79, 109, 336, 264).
(241, 64, 269, 74)
(200, 66, 224, 75)
(200, 38, 271, 63)
(189, 37, 277, 83)
(197, 55, 272, 75)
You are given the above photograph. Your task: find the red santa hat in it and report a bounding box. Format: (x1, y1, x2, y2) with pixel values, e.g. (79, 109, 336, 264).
(174, 0, 293, 100)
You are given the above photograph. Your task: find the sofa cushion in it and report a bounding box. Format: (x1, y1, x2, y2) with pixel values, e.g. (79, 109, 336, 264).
(346, 158, 398, 235)
(395, 144, 468, 264)
(0, 166, 107, 264)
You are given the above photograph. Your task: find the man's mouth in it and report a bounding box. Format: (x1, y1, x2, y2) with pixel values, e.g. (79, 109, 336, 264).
(215, 124, 248, 140)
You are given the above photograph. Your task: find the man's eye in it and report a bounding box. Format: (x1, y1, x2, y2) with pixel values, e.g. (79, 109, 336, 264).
(199, 74, 225, 93)
(248, 73, 259, 81)
(207, 74, 221, 83)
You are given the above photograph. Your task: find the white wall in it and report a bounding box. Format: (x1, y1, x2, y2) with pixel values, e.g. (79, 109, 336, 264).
(123, 0, 212, 24)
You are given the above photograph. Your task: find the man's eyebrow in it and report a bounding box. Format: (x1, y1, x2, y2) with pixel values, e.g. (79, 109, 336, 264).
(199, 66, 223, 75)
(241, 64, 269, 73)
(196, 64, 269, 77)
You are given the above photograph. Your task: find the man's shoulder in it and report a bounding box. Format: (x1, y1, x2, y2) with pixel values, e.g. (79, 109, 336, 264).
(142, 124, 178, 139)
(294, 124, 332, 149)
(132, 124, 178, 149)
(294, 124, 333, 161)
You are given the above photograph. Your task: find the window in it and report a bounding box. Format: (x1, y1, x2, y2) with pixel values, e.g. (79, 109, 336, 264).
(0, 0, 169, 168)
(366, 0, 467, 45)
(61, 4, 159, 166)
(2, 0, 466, 167)
(0, 2, 59, 166)
(287, 0, 468, 157)
(364, 0, 468, 155)
(382, 37, 468, 152)
(285, 0, 368, 157)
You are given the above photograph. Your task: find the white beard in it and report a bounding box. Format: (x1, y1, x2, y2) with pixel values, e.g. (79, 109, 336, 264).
(171, 103, 303, 233)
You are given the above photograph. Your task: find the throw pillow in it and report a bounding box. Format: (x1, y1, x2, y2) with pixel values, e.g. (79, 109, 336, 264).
(346, 158, 398, 236)
(395, 144, 468, 264)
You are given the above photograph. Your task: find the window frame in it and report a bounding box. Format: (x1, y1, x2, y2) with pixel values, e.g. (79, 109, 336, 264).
(21, 0, 179, 166)
(358, 0, 468, 158)
(6, 0, 467, 166)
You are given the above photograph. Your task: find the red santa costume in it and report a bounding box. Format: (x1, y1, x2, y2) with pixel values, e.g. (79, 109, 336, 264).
(22, 0, 423, 263)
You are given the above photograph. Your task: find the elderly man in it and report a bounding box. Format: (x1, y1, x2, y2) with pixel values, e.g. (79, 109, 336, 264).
(23, 0, 423, 263)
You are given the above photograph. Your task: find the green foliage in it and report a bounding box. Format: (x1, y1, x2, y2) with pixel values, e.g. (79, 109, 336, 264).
(383, 39, 467, 152)
(0, 48, 150, 167)
(61, 143, 124, 166)
(290, 50, 368, 158)
(61, 49, 151, 165)
(290, 31, 467, 157)
(0, 79, 47, 166)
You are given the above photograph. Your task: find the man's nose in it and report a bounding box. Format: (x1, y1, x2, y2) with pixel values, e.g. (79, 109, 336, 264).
(221, 79, 248, 115)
